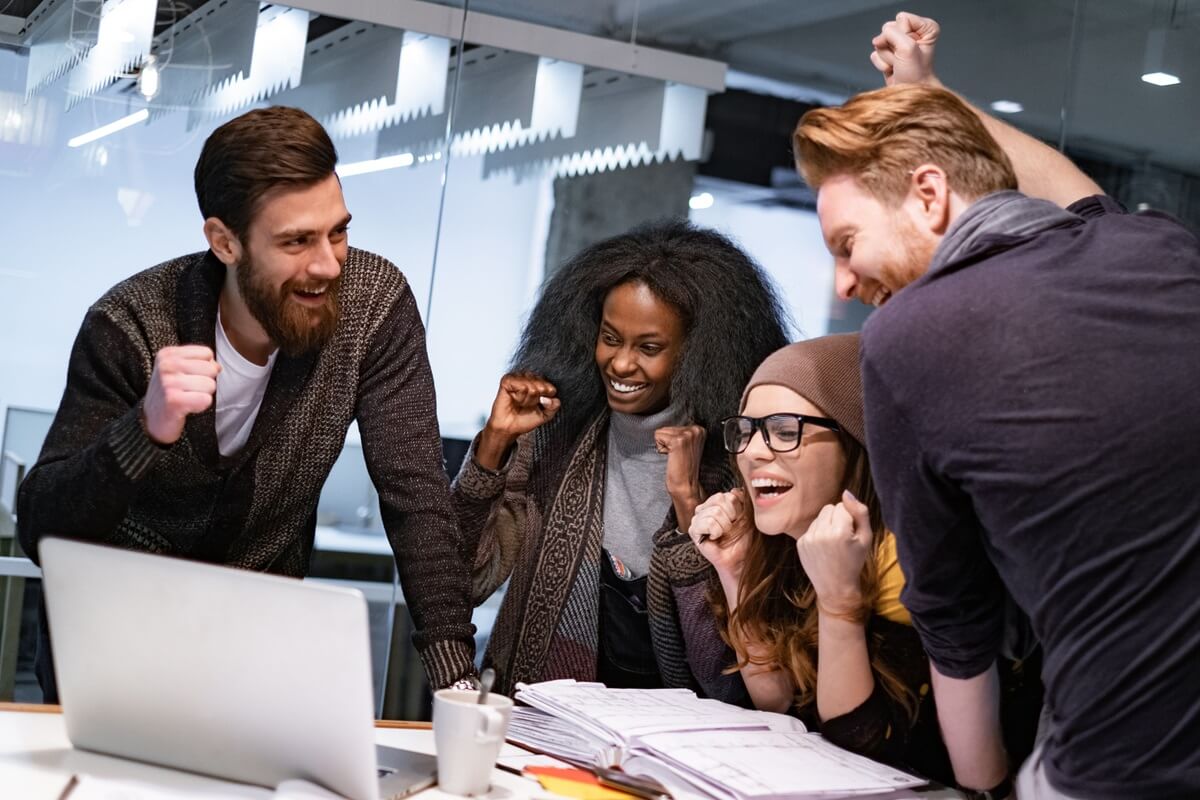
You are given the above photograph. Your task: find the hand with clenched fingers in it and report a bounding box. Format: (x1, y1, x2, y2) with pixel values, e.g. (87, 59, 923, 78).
(141, 345, 221, 446)
(796, 490, 874, 619)
(870, 11, 941, 87)
(689, 488, 754, 581)
(474, 371, 560, 470)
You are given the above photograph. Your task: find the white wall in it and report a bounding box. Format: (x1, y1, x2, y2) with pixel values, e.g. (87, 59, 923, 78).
(689, 192, 835, 341)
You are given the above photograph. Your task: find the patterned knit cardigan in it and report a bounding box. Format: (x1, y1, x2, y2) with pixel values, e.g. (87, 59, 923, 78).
(452, 409, 749, 702)
(18, 249, 477, 693)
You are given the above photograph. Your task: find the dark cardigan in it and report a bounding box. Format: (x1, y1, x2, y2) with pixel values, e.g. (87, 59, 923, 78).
(452, 409, 749, 704)
(18, 249, 477, 697)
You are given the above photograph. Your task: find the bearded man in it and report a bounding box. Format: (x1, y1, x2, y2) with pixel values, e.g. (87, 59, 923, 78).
(18, 106, 477, 703)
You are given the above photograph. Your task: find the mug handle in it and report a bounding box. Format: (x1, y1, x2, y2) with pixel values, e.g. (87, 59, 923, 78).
(475, 707, 505, 742)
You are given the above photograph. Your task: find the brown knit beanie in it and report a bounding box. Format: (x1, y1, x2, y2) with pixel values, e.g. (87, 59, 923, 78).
(740, 333, 865, 448)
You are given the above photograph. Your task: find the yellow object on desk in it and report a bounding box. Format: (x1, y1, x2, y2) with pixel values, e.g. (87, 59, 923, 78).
(525, 766, 638, 800)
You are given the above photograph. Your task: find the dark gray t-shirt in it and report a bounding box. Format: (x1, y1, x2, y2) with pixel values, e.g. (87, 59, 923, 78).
(862, 195, 1200, 799)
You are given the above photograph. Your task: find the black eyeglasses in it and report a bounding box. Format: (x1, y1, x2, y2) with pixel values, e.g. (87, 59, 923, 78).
(719, 414, 840, 454)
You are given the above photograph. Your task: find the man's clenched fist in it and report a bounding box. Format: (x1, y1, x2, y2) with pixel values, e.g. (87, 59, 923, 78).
(142, 345, 220, 445)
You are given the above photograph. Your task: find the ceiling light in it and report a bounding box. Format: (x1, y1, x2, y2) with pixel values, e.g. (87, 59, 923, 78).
(138, 55, 160, 100)
(689, 192, 714, 210)
(990, 100, 1023, 114)
(336, 152, 416, 178)
(1141, 71, 1181, 87)
(67, 109, 149, 148)
(65, 0, 157, 109)
(1142, 29, 1181, 87)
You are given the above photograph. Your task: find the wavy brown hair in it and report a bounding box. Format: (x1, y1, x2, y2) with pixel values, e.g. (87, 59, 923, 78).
(712, 429, 919, 720)
(792, 84, 1017, 206)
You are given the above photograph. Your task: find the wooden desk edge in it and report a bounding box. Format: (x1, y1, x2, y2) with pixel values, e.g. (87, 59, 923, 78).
(0, 702, 432, 729)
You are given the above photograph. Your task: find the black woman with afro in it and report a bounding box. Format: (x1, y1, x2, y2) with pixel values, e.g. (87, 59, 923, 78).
(452, 219, 791, 698)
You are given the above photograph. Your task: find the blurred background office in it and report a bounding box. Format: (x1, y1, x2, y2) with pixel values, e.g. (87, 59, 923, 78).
(1, 0, 1196, 716)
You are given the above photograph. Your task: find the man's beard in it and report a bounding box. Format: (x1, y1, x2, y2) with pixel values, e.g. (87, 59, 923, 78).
(236, 256, 341, 357)
(879, 214, 938, 294)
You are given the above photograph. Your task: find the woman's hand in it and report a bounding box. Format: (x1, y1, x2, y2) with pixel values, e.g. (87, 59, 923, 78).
(656, 424, 706, 529)
(688, 489, 753, 581)
(475, 372, 560, 470)
(796, 490, 873, 618)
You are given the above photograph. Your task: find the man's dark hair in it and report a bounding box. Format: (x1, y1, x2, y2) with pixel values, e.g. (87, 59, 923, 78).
(194, 106, 338, 239)
(513, 219, 793, 457)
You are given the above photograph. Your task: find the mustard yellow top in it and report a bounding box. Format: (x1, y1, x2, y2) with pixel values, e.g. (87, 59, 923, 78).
(873, 531, 912, 626)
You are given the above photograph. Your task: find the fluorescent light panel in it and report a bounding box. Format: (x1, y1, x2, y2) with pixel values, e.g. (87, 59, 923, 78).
(67, 109, 149, 147)
(336, 152, 415, 177)
(990, 99, 1023, 113)
(1141, 71, 1181, 86)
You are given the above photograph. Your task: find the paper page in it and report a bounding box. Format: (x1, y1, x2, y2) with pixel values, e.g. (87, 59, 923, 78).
(507, 706, 610, 764)
(515, 681, 806, 746)
(632, 730, 926, 798)
(619, 753, 734, 800)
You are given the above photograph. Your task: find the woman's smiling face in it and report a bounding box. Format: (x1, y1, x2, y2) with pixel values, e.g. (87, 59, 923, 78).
(738, 385, 846, 538)
(595, 280, 685, 415)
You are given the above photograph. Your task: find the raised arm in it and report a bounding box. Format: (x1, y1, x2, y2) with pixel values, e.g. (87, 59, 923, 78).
(690, 491, 795, 712)
(18, 309, 218, 559)
(796, 495, 877, 723)
(871, 11, 1104, 208)
(451, 371, 558, 601)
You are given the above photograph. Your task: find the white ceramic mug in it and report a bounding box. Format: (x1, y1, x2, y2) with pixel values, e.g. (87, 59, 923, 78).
(432, 688, 513, 796)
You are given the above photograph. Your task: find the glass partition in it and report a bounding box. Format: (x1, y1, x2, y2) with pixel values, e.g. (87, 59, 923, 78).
(0, 0, 471, 712)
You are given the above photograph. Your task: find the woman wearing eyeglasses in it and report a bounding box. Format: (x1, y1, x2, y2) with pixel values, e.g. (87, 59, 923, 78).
(689, 334, 954, 783)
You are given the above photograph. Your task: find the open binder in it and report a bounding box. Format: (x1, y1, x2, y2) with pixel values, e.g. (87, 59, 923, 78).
(506, 680, 929, 800)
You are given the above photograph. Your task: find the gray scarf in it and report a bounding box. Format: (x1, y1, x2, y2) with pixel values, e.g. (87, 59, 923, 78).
(929, 190, 1079, 273)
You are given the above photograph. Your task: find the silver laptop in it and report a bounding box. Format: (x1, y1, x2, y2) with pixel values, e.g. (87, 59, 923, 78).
(39, 537, 437, 800)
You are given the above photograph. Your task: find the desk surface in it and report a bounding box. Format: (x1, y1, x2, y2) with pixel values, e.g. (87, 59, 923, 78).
(0, 704, 963, 800)
(0, 703, 545, 799)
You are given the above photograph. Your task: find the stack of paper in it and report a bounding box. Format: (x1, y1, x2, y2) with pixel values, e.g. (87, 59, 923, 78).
(507, 681, 927, 799)
(631, 730, 927, 799)
(508, 705, 610, 766)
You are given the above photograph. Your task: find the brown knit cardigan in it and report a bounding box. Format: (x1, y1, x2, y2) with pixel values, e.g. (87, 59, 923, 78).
(452, 409, 748, 702)
(19, 249, 477, 696)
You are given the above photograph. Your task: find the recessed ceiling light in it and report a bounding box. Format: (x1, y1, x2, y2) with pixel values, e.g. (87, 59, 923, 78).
(689, 192, 714, 210)
(990, 100, 1024, 114)
(1141, 71, 1181, 86)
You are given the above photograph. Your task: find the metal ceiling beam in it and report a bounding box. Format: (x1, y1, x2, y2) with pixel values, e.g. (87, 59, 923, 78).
(0, 14, 24, 48)
(612, 0, 901, 45)
(284, 0, 726, 92)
